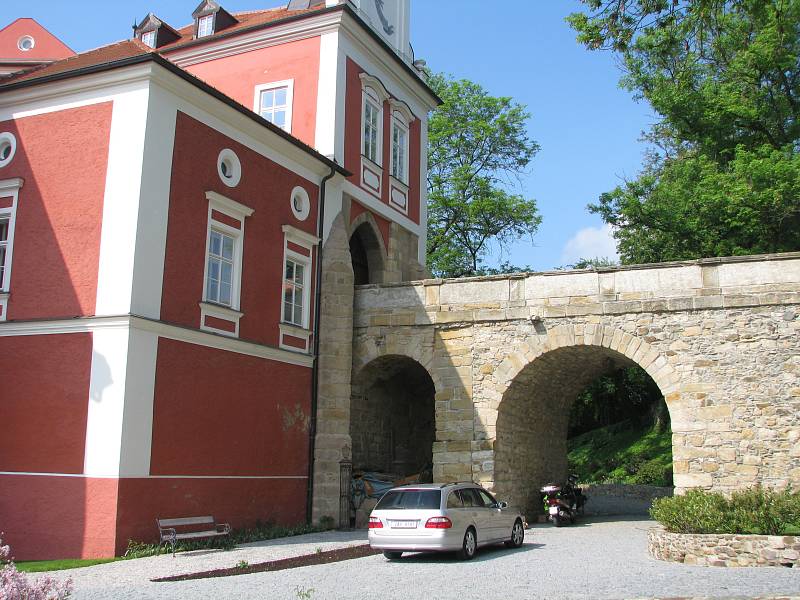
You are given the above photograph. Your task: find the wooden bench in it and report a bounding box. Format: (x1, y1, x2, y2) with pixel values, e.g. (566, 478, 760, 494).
(156, 516, 231, 556)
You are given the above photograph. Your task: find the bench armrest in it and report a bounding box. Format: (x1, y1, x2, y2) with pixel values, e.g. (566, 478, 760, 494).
(216, 523, 231, 535)
(159, 527, 177, 541)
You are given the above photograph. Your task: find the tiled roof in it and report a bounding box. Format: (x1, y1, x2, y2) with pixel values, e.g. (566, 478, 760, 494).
(1, 39, 152, 85)
(158, 6, 325, 52)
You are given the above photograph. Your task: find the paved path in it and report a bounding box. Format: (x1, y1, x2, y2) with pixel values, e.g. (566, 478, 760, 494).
(42, 518, 800, 599)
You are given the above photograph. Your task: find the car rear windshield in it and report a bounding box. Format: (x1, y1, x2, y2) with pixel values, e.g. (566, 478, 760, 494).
(375, 490, 441, 510)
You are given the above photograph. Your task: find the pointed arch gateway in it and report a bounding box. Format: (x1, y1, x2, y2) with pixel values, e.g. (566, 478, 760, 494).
(486, 324, 681, 515)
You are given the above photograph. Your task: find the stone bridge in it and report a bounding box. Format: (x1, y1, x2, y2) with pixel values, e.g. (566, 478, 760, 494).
(312, 252, 800, 519)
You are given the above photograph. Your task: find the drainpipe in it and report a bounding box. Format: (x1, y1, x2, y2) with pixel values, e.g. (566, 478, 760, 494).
(306, 165, 337, 524)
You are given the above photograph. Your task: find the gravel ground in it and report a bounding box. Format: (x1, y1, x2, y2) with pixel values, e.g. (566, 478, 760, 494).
(41, 517, 800, 599)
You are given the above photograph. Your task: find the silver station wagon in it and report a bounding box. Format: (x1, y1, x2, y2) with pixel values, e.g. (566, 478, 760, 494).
(368, 482, 526, 560)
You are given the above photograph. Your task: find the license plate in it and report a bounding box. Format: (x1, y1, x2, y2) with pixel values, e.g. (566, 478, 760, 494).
(389, 520, 417, 529)
(549, 506, 559, 515)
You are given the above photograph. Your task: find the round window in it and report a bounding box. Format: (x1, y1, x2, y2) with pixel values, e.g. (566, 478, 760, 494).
(290, 186, 310, 221)
(216, 149, 241, 188)
(18, 36, 35, 52)
(0, 133, 17, 168)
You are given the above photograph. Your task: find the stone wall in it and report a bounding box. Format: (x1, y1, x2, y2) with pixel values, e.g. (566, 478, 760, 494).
(582, 484, 673, 516)
(648, 526, 800, 567)
(349, 253, 800, 513)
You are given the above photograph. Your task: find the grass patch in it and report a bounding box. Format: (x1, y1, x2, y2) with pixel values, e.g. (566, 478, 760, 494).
(568, 420, 673, 486)
(15, 558, 121, 573)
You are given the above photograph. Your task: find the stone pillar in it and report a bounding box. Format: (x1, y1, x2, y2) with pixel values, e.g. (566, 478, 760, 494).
(312, 213, 355, 523)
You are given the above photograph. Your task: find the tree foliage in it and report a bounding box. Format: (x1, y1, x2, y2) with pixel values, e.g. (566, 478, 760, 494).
(426, 73, 541, 277)
(568, 0, 800, 264)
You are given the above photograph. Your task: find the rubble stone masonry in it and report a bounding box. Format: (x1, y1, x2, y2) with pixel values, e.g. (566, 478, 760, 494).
(338, 253, 800, 516)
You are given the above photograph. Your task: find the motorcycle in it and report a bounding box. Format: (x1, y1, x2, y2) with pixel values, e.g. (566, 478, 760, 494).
(540, 474, 587, 527)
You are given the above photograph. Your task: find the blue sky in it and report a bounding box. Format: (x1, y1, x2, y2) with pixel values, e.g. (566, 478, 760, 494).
(4, 1, 653, 271)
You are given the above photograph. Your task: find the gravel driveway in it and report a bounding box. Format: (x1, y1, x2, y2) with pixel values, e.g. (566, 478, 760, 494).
(44, 517, 800, 599)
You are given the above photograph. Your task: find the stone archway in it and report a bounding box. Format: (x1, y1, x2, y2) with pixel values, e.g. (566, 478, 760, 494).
(487, 324, 681, 514)
(350, 354, 437, 478)
(349, 213, 387, 285)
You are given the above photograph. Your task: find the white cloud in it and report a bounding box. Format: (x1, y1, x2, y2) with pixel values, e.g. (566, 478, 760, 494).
(560, 224, 619, 266)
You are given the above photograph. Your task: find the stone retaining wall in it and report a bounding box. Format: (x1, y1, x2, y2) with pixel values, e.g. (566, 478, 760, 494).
(582, 484, 672, 516)
(648, 526, 800, 567)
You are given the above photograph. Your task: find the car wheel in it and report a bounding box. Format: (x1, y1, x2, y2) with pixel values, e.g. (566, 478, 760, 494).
(505, 519, 524, 548)
(383, 551, 403, 560)
(457, 527, 477, 560)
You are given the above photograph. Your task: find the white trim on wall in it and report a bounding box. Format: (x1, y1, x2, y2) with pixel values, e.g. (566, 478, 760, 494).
(315, 31, 340, 159)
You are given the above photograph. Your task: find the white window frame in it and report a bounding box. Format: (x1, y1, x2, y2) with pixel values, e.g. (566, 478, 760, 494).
(390, 113, 409, 184)
(282, 254, 308, 328)
(140, 30, 156, 48)
(197, 14, 214, 38)
(253, 80, 294, 134)
(200, 191, 254, 337)
(279, 225, 319, 353)
(359, 73, 389, 167)
(0, 178, 23, 321)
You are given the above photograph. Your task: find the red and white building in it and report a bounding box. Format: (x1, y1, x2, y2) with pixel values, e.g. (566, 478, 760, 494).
(0, 0, 438, 559)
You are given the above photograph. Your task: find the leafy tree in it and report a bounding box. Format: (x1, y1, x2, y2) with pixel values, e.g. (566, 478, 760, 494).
(426, 73, 541, 277)
(568, 0, 800, 264)
(559, 256, 619, 270)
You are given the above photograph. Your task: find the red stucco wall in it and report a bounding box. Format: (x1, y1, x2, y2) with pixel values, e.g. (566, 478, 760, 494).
(149, 337, 312, 476)
(160, 112, 318, 346)
(185, 37, 321, 147)
(0, 333, 92, 473)
(0, 103, 112, 320)
(0, 475, 118, 560)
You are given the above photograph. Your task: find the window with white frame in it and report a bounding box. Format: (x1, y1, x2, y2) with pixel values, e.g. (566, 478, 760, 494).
(0, 178, 22, 321)
(206, 229, 235, 306)
(280, 225, 319, 337)
(362, 88, 382, 164)
(197, 14, 214, 37)
(140, 30, 156, 48)
(283, 257, 306, 327)
(199, 191, 254, 337)
(254, 80, 293, 133)
(391, 117, 408, 183)
(0, 217, 9, 290)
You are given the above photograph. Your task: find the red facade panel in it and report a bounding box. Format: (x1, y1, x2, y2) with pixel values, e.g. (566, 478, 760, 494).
(0, 333, 92, 474)
(160, 112, 318, 347)
(0, 475, 119, 560)
(185, 37, 321, 147)
(115, 477, 306, 555)
(0, 103, 112, 320)
(149, 337, 311, 477)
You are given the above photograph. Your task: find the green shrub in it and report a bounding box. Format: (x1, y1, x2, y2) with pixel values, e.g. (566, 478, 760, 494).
(651, 486, 800, 535)
(631, 460, 671, 486)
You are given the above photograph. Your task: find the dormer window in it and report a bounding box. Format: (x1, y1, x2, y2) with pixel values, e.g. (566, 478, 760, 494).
(197, 14, 214, 37)
(140, 30, 156, 48)
(134, 14, 180, 49)
(192, 1, 239, 40)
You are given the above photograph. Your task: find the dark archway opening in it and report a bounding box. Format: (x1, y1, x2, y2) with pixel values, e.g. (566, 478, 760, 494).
(349, 222, 384, 285)
(350, 355, 435, 478)
(494, 345, 672, 517)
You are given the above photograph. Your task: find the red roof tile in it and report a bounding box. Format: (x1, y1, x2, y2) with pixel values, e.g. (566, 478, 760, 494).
(158, 6, 325, 51)
(1, 39, 152, 85)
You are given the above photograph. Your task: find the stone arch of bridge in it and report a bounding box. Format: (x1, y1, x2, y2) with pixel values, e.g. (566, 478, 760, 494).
(350, 353, 438, 480)
(487, 323, 682, 515)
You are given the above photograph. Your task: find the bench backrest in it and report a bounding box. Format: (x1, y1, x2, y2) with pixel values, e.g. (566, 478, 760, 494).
(158, 516, 215, 528)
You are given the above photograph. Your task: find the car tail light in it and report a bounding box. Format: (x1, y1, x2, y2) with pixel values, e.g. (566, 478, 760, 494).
(425, 517, 452, 529)
(368, 517, 383, 529)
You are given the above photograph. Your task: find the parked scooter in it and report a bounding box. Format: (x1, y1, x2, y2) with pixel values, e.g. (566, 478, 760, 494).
(540, 474, 587, 527)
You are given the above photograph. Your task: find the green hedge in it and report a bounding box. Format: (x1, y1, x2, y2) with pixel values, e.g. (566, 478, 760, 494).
(650, 487, 800, 535)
